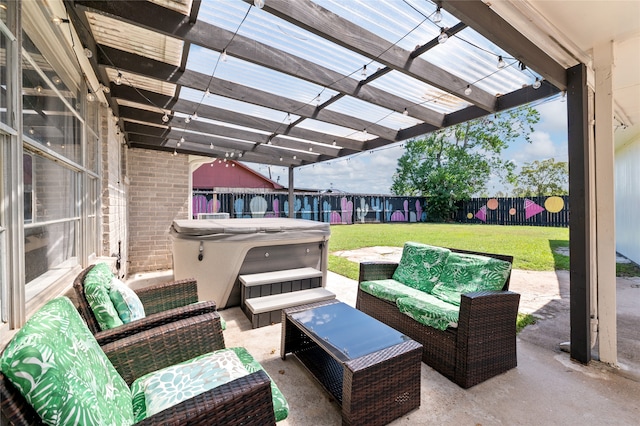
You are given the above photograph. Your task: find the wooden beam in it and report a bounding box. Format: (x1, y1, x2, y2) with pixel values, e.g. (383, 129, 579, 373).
(258, 0, 496, 111)
(73, 0, 444, 126)
(99, 45, 400, 141)
(442, 0, 567, 90)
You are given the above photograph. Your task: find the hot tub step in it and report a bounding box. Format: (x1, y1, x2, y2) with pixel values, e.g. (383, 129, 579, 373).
(244, 288, 335, 328)
(239, 267, 323, 310)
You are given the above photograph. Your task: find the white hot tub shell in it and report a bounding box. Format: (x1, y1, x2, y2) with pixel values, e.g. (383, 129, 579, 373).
(170, 218, 331, 309)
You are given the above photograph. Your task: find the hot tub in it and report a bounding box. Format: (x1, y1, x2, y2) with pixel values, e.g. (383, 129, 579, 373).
(170, 218, 331, 308)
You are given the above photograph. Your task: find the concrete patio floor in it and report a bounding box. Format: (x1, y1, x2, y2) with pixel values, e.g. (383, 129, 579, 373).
(217, 250, 640, 425)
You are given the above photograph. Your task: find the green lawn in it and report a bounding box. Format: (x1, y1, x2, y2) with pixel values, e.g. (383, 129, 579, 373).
(327, 223, 640, 280)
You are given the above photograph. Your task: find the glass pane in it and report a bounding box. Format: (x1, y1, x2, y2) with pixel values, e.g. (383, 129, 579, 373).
(0, 30, 8, 125)
(22, 32, 82, 164)
(24, 152, 78, 224)
(290, 302, 411, 361)
(24, 220, 77, 284)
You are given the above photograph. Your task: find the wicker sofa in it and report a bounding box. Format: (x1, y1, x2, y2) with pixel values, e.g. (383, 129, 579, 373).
(0, 297, 287, 425)
(356, 242, 520, 388)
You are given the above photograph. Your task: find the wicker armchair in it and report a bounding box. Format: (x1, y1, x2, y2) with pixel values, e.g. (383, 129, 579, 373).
(356, 248, 520, 389)
(74, 264, 217, 345)
(0, 309, 276, 426)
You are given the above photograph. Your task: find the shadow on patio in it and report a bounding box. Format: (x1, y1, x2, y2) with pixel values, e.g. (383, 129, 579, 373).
(207, 269, 640, 425)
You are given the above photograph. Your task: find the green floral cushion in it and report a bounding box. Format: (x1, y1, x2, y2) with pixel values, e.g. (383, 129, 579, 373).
(84, 263, 123, 330)
(131, 349, 249, 421)
(230, 347, 289, 422)
(0, 297, 134, 426)
(392, 242, 451, 293)
(396, 294, 460, 331)
(431, 252, 512, 306)
(110, 277, 146, 323)
(360, 279, 429, 303)
(130, 347, 288, 422)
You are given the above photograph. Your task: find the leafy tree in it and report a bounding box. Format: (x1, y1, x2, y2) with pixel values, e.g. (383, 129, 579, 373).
(511, 158, 568, 197)
(391, 106, 540, 221)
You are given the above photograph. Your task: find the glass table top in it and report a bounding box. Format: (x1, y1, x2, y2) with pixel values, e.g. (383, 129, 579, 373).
(289, 302, 411, 361)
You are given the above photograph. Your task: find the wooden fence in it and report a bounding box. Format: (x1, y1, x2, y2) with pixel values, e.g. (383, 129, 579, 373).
(193, 191, 570, 227)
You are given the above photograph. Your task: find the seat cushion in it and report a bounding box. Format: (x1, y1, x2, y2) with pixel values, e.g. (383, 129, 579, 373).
(110, 277, 146, 323)
(431, 252, 512, 306)
(360, 279, 428, 303)
(130, 347, 289, 422)
(396, 293, 460, 331)
(84, 263, 124, 330)
(131, 349, 250, 421)
(392, 242, 451, 293)
(0, 297, 134, 426)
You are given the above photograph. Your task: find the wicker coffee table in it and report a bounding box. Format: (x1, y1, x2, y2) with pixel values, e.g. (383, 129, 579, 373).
(281, 300, 422, 426)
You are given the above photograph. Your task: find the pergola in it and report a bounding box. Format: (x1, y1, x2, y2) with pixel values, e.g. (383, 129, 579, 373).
(56, 0, 639, 367)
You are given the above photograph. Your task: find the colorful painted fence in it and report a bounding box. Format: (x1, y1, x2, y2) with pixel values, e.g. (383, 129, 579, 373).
(455, 196, 569, 227)
(192, 191, 427, 224)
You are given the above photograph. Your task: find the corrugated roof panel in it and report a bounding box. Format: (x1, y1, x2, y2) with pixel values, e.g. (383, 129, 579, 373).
(186, 44, 339, 105)
(198, 0, 385, 79)
(296, 118, 375, 142)
(106, 67, 177, 97)
(148, 0, 192, 15)
(86, 11, 183, 66)
(326, 96, 421, 129)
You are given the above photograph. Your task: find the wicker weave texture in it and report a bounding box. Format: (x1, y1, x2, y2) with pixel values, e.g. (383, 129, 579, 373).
(357, 248, 520, 389)
(282, 300, 422, 426)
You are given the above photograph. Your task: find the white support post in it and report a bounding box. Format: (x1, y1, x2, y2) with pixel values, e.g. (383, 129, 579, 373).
(593, 41, 617, 365)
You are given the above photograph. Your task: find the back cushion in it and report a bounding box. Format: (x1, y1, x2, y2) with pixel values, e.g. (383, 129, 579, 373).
(431, 252, 512, 306)
(392, 242, 451, 293)
(84, 263, 124, 330)
(0, 297, 134, 425)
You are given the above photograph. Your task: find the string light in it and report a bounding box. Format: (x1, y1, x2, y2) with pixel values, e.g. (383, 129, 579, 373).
(497, 55, 506, 69)
(204, 88, 211, 97)
(403, 108, 408, 116)
(533, 77, 541, 89)
(35, 85, 43, 93)
(185, 115, 191, 123)
(210, 142, 214, 149)
(115, 72, 122, 85)
(464, 85, 472, 96)
(86, 90, 96, 102)
(361, 64, 367, 79)
(221, 49, 228, 62)
(433, 5, 442, 24)
(193, 112, 198, 120)
(83, 48, 93, 58)
(178, 136, 184, 147)
(254, 0, 265, 9)
(162, 112, 170, 123)
(52, 16, 69, 25)
(437, 28, 448, 44)
(173, 149, 177, 156)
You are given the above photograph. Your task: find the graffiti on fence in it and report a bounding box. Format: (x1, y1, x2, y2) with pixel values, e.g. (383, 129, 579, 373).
(459, 196, 569, 227)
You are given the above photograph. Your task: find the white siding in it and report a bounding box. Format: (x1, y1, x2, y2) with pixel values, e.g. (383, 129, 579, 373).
(615, 136, 640, 265)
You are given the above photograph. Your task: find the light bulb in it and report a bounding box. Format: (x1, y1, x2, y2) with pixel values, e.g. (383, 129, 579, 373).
(403, 108, 408, 116)
(363, 128, 367, 134)
(533, 78, 541, 89)
(293, 155, 297, 160)
(29, 127, 35, 134)
(434, 6, 442, 24)
(464, 85, 472, 96)
(221, 49, 227, 62)
(225, 152, 229, 157)
(52, 17, 65, 25)
(309, 147, 313, 151)
(52, 75, 61, 85)
(361, 64, 367, 79)
(232, 163, 235, 167)
(238, 152, 242, 157)
(280, 157, 283, 161)
(438, 28, 448, 44)
(46, 141, 51, 147)
(210, 142, 214, 149)
(35, 85, 43, 93)
(162, 112, 169, 123)
(185, 115, 191, 123)
(173, 150, 177, 156)
(193, 112, 198, 120)
(286, 113, 291, 123)
(86, 91, 96, 102)
(84, 48, 93, 58)
(332, 140, 336, 146)
(497, 56, 506, 69)
(177, 137, 183, 147)
(230, 152, 235, 157)
(254, 0, 265, 9)
(115, 73, 122, 85)
(225, 164, 229, 168)
(316, 94, 321, 106)
(204, 88, 211, 97)
(99, 84, 110, 94)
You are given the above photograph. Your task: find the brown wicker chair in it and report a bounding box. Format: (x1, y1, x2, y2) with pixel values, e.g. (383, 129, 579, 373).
(0, 311, 276, 426)
(74, 264, 217, 345)
(356, 247, 520, 389)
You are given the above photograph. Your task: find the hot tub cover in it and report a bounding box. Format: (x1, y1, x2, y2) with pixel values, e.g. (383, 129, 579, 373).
(171, 218, 331, 241)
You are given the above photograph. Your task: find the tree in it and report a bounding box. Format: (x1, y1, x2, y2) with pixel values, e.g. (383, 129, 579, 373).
(511, 158, 568, 197)
(391, 106, 540, 221)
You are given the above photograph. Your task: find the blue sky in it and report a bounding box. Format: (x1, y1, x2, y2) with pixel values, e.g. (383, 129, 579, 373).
(248, 93, 568, 196)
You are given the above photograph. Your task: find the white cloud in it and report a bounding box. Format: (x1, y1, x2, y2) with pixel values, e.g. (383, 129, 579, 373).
(534, 98, 567, 135)
(514, 131, 557, 163)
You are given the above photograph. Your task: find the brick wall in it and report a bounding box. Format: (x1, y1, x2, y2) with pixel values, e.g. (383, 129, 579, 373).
(127, 149, 189, 274)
